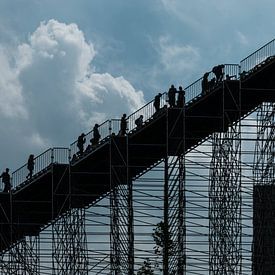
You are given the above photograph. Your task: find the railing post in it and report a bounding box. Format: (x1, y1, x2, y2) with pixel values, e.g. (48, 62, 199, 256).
(109, 120, 112, 136)
(51, 148, 54, 164)
(68, 149, 71, 162)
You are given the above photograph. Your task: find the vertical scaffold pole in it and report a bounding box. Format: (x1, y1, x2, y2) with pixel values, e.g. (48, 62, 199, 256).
(253, 102, 275, 274)
(52, 156, 88, 274)
(209, 78, 242, 274)
(110, 132, 133, 275)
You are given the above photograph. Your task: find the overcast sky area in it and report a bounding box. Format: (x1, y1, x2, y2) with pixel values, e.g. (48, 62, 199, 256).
(0, 0, 275, 170)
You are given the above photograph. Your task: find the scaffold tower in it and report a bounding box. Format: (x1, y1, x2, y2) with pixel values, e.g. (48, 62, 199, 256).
(0, 39, 275, 274)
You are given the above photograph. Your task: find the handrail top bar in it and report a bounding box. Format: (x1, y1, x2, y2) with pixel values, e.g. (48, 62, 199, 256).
(185, 64, 239, 90)
(128, 91, 167, 118)
(240, 38, 275, 64)
(70, 119, 110, 146)
(12, 147, 70, 175)
(12, 148, 52, 174)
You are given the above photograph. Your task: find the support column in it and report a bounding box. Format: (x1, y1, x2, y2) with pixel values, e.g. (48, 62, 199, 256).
(209, 124, 242, 274)
(253, 102, 275, 274)
(0, 235, 40, 274)
(110, 135, 133, 275)
(52, 208, 88, 274)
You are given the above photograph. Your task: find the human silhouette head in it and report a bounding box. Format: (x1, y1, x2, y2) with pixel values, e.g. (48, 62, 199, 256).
(95, 124, 99, 128)
(5, 168, 9, 173)
(179, 86, 183, 91)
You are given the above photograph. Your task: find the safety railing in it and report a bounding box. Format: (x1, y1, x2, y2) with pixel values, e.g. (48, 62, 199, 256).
(127, 92, 167, 132)
(70, 94, 167, 157)
(70, 120, 111, 157)
(240, 39, 275, 74)
(110, 119, 121, 136)
(12, 147, 69, 190)
(185, 64, 239, 104)
(224, 64, 240, 79)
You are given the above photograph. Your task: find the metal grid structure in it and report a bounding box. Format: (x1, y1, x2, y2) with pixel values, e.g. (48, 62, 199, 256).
(253, 102, 275, 274)
(0, 39, 275, 274)
(209, 126, 242, 274)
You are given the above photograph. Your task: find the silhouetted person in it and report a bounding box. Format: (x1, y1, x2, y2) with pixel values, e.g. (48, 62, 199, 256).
(177, 86, 185, 108)
(201, 72, 210, 95)
(0, 168, 11, 193)
(27, 154, 35, 180)
(212, 64, 224, 83)
(93, 124, 101, 145)
(168, 85, 176, 107)
(120, 114, 127, 136)
(135, 115, 143, 128)
(209, 78, 216, 90)
(71, 154, 77, 162)
(77, 133, 86, 155)
(154, 93, 162, 112)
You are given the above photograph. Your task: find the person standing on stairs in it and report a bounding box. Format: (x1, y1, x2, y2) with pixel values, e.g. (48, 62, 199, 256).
(27, 154, 35, 180)
(176, 86, 185, 108)
(154, 93, 162, 113)
(120, 114, 127, 136)
(0, 168, 11, 193)
(77, 133, 86, 156)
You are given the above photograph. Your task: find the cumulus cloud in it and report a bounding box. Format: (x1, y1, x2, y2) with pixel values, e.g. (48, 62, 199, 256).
(0, 19, 145, 169)
(149, 35, 201, 87)
(0, 47, 27, 119)
(158, 36, 200, 73)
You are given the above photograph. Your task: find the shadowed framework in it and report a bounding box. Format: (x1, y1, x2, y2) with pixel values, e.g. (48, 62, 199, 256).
(0, 39, 275, 274)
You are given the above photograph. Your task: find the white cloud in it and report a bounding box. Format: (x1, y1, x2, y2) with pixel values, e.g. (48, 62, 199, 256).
(236, 31, 249, 46)
(0, 19, 145, 169)
(0, 47, 27, 119)
(158, 36, 200, 73)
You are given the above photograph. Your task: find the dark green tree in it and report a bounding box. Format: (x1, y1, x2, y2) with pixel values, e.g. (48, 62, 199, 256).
(152, 221, 173, 256)
(137, 258, 154, 275)
(137, 221, 174, 274)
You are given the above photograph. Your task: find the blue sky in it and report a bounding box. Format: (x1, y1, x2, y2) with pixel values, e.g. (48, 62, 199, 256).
(0, 0, 275, 170)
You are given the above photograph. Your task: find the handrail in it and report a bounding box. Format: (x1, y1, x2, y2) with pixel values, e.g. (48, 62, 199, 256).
(240, 39, 275, 63)
(127, 92, 167, 133)
(12, 147, 69, 190)
(70, 120, 111, 157)
(5, 53, 263, 192)
(240, 39, 275, 73)
(185, 64, 239, 104)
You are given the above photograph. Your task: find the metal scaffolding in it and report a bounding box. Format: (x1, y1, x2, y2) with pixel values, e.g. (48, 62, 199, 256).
(253, 102, 275, 274)
(1, 39, 275, 274)
(209, 125, 242, 274)
(52, 208, 88, 274)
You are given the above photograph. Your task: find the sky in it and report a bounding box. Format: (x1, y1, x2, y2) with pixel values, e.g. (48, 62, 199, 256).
(0, 0, 275, 171)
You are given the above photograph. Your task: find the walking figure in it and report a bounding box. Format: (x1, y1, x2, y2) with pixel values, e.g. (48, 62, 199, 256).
(177, 86, 185, 108)
(168, 85, 177, 107)
(77, 133, 86, 155)
(201, 72, 210, 95)
(154, 93, 162, 113)
(0, 168, 11, 193)
(93, 124, 101, 145)
(135, 115, 143, 128)
(27, 154, 35, 180)
(212, 64, 224, 83)
(120, 114, 127, 136)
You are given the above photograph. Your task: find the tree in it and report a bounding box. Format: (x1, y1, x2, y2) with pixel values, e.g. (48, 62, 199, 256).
(137, 221, 174, 275)
(137, 258, 154, 275)
(152, 221, 173, 256)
